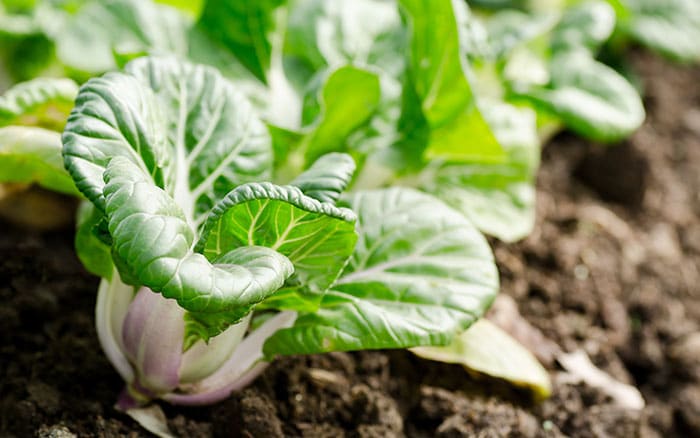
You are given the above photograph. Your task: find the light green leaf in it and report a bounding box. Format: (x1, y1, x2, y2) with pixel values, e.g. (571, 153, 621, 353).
(198, 0, 285, 83)
(196, 182, 357, 309)
(411, 319, 551, 399)
(63, 56, 278, 343)
(0, 126, 78, 195)
(303, 66, 381, 165)
(398, 0, 503, 163)
(423, 102, 539, 242)
(514, 52, 645, 142)
(51, 0, 189, 73)
(290, 152, 355, 204)
(63, 56, 273, 225)
(551, 1, 616, 54)
(621, 0, 700, 62)
(263, 188, 499, 355)
(62, 70, 168, 212)
(125, 56, 274, 222)
(0, 77, 78, 130)
(103, 156, 293, 341)
(155, 0, 203, 19)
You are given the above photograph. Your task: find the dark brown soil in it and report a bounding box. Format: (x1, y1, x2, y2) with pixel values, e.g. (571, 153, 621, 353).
(1, 51, 699, 437)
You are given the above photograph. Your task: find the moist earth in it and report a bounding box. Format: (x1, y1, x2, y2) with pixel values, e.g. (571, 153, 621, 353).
(1, 51, 699, 437)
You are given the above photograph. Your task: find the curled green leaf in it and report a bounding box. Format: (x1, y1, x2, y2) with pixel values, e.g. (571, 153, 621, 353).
(290, 152, 356, 204)
(197, 181, 357, 307)
(103, 156, 293, 339)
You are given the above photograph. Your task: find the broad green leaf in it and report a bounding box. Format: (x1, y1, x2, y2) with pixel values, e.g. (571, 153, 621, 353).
(621, 0, 700, 62)
(51, 0, 189, 73)
(198, 0, 285, 83)
(551, 1, 615, 54)
(290, 152, 355, 204)
(423, 102, 539, 242)
(0, 77, 78, 130)
(125, 57, 274, 222)
(514, 52, 645, 142)
(399, 0, 503, 163)
(75, 201, 114, 280)
(62, 71, 168, 212)
(263, 188, 499, 355)
(63, 56, 273, 225)
(303, 66, 381, 165)
(0, 126, 78, 194)
(196, 182, 357, 309)
(411, 319, 552, 399)
(103, 156, 293, 341)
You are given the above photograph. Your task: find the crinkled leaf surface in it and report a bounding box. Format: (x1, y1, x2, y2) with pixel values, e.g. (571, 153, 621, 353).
(196, 181, 357, 310)
(514, 52, 645, 142)
(423, 102, 539, 242)
(290, 152, 355, 204)
(0, 126, 78, 195)
(398, 0, 503, 163)
(411, 319, 551, 399)
(263, 188, 499, 356)
(63, 57, 289, 341)
(63, 56, 273, 224)
(124, 57, 274, 223)
(103, 157, 293, 342)
(0, 77, 78, 130)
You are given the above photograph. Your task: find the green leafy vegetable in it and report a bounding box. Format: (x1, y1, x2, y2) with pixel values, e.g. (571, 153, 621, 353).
(264, 188, 499, 355)
(4, 0, 688, 423)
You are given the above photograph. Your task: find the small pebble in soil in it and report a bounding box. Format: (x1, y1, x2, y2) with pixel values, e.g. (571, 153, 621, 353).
(36, 425, 76, 438)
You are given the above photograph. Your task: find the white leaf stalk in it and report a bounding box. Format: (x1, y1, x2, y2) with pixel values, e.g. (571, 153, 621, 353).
(95, 270, 296, 408)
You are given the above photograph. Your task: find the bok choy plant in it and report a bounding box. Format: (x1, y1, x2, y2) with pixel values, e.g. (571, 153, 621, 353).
(4, 1, 697, 430)
(58, 56, 499, 408)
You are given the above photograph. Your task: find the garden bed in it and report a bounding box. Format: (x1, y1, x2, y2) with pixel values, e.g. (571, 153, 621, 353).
(1, 50, 699, 437)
